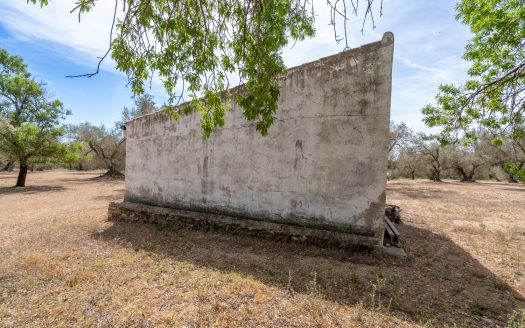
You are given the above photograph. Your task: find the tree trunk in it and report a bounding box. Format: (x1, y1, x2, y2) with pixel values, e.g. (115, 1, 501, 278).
(456, 166, 475, 182)
(465, 168, 476, 182)
(456, 166, 467, 181)
(101, 165, 124, 178)
(409, 170, 415, 180)
(456, 165, 479, 182)
(16, 162, 28, 187)
(431, 169, 442, 182)
(1, 160, 14, 171)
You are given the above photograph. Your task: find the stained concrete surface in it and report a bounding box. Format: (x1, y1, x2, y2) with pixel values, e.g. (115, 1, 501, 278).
(123, 32, 394, 245)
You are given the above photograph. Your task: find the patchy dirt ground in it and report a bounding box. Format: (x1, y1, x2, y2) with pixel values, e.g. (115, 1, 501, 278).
(0, 171, 524, 327)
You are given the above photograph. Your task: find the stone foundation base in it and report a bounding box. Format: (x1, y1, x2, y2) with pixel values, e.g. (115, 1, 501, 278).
(108, 201, 382, 251)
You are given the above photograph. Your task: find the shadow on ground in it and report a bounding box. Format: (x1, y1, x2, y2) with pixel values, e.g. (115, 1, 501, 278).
(93, 190, 125, 201)
(0, 185, 66, 195)
(58, 176, 124, 185)
(96, 219, 525, 326)
(502, 187, 525, 193)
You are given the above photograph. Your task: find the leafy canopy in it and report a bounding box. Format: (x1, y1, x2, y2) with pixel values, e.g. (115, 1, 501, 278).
(118, 93, 158, 128)
(0, 120, 71, 166)
(0, 48, 81, 185)
(422, 0, 525, 143)
(69, 122, 125, 175)
(422, 0, 525, 181)
(30, 0, 381, 137)
(1, 49, 70, 128)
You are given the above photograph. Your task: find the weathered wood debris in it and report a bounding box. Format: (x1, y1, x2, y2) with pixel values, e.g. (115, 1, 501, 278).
(384, 204, 402, 249)
(385, 204, 401, 223)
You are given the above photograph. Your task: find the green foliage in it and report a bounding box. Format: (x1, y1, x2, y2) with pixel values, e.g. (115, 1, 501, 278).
(63, 141, 88, 167)
(69, 122, 125, 172)
(0, 48, 77, 185)
(0, 120, 71, 166)
(504, 162, 525, 182)
(491, 136, 504, 146)
(370, 275, 388, 310)
(31, 0, 317, 137)
(468, 300, 488, 316)
(118, 93, 158, 127)
(0, 48, 28, 76)
(423, 0, 525, 143)
(306, 272, 321, 298)
(508, 309, 525, 328)
(1, 49, 70, 128)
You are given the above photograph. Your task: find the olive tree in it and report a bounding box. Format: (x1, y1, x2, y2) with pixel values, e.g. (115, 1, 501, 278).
(448, 145, 484, 182)
(69, 123, 125, 177)
(0, 119, 78, 186)
(395, 147, 424, 180)
(70, 94, 157, 177)
(412, 135, 451, 182)
(477, 132, 525, 183)
(388, 121, 414, 172)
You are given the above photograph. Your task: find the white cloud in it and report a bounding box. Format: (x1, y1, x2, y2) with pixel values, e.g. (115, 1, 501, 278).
(0, 0, 119, 69)
(395, 55, 452, 80)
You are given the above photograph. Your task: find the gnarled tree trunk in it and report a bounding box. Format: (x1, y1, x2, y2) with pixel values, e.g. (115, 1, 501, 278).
(431, 170, 442, 182)
(101, 165, 124, 178)
(88, 139, 125, 178)
(428, 164, 442, 182)
(455, 165, 478, 182)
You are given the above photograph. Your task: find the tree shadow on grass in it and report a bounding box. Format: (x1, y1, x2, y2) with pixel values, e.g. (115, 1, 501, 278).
(0, 185, 66, 195)
(96, 219, 525, 326)
(58, 175, 124, 185)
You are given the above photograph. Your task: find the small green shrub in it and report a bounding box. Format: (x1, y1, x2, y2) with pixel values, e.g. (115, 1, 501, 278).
(307, 272, 321, 298)
(370, 275, 388, 310)
(508, 310, 525, 328)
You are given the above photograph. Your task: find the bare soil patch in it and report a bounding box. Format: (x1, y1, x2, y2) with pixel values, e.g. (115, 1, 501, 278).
(0, 171, 524, 327)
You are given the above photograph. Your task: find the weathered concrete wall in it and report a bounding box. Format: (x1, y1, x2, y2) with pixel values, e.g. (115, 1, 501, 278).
(124, 32, 394, 244)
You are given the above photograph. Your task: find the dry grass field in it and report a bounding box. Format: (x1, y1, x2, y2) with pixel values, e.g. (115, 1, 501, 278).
(0, 170, 524, 327)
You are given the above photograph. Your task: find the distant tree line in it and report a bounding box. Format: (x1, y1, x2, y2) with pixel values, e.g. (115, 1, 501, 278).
(388, 121, 525, 183)
(67, 94, 157, 177)
(0, 47, 157, 186)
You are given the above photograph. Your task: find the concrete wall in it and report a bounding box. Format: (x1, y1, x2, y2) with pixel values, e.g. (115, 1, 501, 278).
(124, 32, 394, 243)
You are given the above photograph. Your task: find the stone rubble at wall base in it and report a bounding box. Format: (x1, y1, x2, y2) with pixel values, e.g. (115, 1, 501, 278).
(108, 201, 379, 252)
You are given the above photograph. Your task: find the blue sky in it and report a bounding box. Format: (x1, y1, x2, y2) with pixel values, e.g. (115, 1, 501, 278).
(0, 0, 472, 132)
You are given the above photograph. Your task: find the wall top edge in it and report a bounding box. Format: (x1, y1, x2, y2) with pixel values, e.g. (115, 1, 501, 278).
(125, 32, 394, 126)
